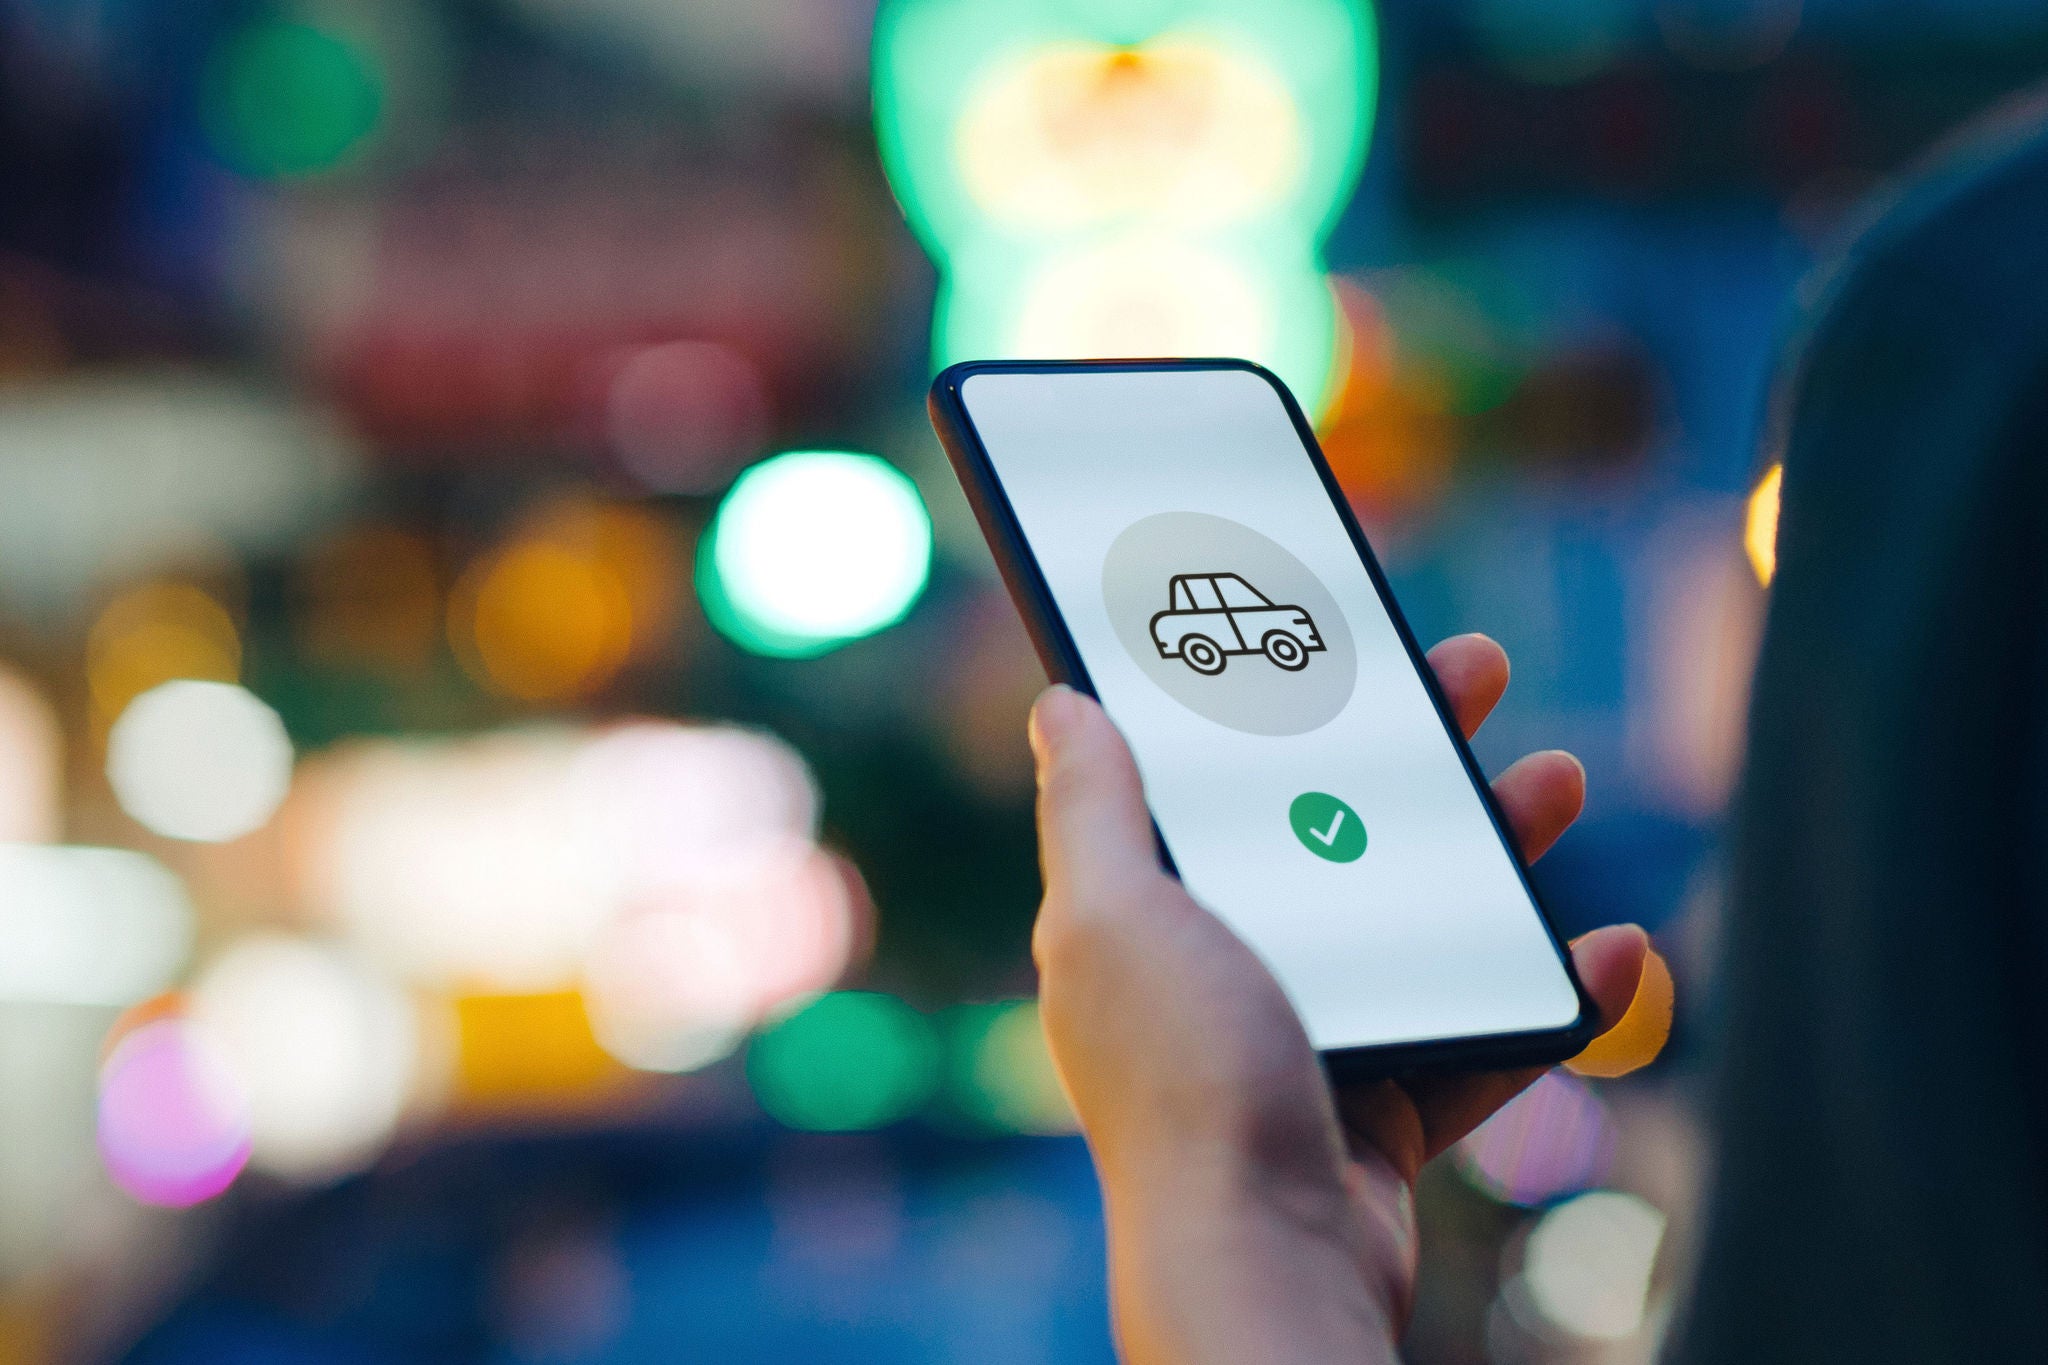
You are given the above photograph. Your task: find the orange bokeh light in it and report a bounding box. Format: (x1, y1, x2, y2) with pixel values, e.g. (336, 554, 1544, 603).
(450, 500, 682, 705)
(1745, 462, 1782, 586)
(1567, 945, 1675, 1080)
(452, 540, 633, 703)
(1316, 283, 1456, 523)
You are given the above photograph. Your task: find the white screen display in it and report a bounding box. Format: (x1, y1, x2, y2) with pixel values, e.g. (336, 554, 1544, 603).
(960, 366, 1581, 1052)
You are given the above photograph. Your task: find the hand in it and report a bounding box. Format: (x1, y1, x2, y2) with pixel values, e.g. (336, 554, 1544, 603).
(1026, 633, 1649, 1365)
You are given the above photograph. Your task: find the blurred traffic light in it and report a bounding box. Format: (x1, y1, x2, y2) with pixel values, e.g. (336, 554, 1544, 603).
(700, 451, 933, 658)
(874, 0, 1379, 414)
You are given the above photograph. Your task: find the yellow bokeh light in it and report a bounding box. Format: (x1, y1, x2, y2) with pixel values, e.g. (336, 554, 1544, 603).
(1566, 946, 1675, 1080)
(956, 39, 1304, 231)
(452, 541, 633, 703)
(526, 500, 682, 657)
(1745, 462, 1782, 586)
(452, 990, 631, 1109)
(88, 582, 241, 724)
(964, 1001, 1076, 1135)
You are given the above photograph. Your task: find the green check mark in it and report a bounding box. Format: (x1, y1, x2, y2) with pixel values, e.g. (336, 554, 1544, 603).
(1289, 792, 1367, 863)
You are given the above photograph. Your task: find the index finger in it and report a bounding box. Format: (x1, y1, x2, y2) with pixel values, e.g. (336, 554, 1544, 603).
(1426, 634, 1510, 739)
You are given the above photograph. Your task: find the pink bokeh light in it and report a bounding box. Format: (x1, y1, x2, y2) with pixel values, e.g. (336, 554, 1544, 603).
(97, 1018, 252, 1208)
(1453, 1070, 1615, 1207)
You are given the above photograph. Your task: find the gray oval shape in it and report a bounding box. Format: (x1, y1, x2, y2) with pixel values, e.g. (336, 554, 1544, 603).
(1101, 512, 1357, 736)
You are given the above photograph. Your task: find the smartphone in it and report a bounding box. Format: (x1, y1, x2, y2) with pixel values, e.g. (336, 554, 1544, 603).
(929, 358, 1596, 1077)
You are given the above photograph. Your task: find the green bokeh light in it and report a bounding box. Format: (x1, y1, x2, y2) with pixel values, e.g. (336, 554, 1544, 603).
(747, 992, 940, 1132)
(944, 1000, 1075, 1135)
(873, 0, 1378, 414)
(699, 450, 934, 659)
(202, 18, 385, 179)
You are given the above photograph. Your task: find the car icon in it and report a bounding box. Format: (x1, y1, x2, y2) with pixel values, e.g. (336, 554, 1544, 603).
(1149, 573, 1325, 676)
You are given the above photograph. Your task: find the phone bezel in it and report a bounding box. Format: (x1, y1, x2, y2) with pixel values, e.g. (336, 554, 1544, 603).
(928, 356, 1600, 1080)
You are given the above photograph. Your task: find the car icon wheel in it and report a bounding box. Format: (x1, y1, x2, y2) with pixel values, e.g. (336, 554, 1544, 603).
(1180, 635, 1226, 676)
(1262, 630, 1309, 671)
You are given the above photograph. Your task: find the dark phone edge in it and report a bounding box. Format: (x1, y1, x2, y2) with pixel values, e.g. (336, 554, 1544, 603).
(927, 357, 1601, 1080)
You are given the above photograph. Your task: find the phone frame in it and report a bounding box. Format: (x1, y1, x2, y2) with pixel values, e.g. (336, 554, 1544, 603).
(928, 357, 1599, 1080)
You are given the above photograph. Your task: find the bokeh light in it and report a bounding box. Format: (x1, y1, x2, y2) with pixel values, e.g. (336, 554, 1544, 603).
(1008, 235, 1278, 364)
(1316, 282, 1457, 522)
(955, 41, 1305, 232)
(189, 936, 418, 1179)
(97, 1018, 252, 1208)
(1454, 1071, 1615, 1207)
(874, 0, 1377, 413)
(602, 341, 772, 493)
(451, 500, 680, 703)
(303, 731, 615, 991)
(747, 992, 939, 1132)
(583, 844, 857, 1074)
(701, 451, 933, 658)
(453, 990, 627, 1108)
(453, 541, 634, 704)
(298, 721, 832, 1008)
(0, 846, 193, 1007)
(1746, 461, 1783, 586)
(106, 681, 293, 843)
(87, 582, 241, 726)
(0, 668, 61, 843)
(202, 18, 385, 178)
(1567, 945, 1676, 1079)
(1518, 1189, 1667, 1340)
(565, 721, 819, 888)
(581, 908, 756, 1075)
(945, 1000, 1076, 1135)
(0, 376, 359, 617)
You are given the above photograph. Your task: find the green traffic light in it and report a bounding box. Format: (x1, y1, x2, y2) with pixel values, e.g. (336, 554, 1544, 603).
(700, 450, 934, 659)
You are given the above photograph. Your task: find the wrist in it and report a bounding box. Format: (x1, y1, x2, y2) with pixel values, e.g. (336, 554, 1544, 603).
(1097, 1140, 1406, 1365)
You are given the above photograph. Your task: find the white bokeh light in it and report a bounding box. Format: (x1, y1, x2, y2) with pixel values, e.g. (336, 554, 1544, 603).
(1520, 1189, 1667, 1341)
(310, 732, 613, 992)
(705, 450, 932, 653)
(299, 722, 841, 1004)
(582, 840, 855, 1073)
(0, 845, 193, 1006)
(189, 934, 418, 1179)
(106, 681, 293, 842)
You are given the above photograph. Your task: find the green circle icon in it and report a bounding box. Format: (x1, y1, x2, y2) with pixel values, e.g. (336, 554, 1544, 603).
(1289, 792, 1366, 863)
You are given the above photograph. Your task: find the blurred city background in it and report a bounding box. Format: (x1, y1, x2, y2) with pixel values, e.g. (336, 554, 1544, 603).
(0, 0, 2039, 1360)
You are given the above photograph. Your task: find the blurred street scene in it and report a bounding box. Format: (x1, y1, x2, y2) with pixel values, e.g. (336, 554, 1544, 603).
(0, 0, 2041, 1360)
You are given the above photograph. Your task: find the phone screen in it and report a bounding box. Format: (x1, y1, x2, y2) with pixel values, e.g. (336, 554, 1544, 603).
(956, 365, 1582, 1053)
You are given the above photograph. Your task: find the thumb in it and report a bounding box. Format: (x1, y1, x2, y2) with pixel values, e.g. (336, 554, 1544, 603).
(1028, 686, 1164, 910)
